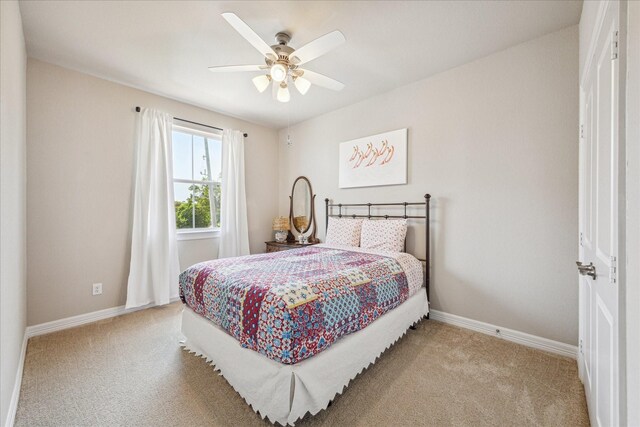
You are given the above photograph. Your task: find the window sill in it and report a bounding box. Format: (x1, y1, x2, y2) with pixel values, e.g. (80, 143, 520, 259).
(176, 229, 220, 241)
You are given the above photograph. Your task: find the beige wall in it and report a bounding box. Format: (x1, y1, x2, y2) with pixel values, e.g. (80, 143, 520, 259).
(178, 237, 218, 272)
(26, 59, 279, 325)
(278, 26, 579, 345)
(0, 1, 28, 425)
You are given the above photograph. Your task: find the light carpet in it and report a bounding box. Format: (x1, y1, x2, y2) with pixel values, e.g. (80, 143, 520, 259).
(15, 302, 589, 426)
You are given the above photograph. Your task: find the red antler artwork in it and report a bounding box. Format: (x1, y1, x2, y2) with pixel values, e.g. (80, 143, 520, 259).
(349, 139, 395, 169)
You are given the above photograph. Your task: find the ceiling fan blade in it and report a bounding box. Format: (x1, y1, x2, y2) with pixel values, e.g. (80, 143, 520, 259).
(208, 64, 267, 72)
(290, 31, 345, 65)
(221, 13, 277, 60)
(299, 69, 345, 91)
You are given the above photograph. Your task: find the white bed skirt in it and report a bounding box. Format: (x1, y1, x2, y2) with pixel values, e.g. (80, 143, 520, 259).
(180, 288, 429, 425)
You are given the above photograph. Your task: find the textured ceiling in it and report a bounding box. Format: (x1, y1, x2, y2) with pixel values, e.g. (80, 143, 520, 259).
(19, 0, 582, 128)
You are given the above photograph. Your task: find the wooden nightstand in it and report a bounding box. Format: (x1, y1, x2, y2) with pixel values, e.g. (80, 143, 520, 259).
(265, 241, 318, 253)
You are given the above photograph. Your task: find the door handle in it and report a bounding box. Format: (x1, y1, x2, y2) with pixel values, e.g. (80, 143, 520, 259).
(576, 261, 596, 279)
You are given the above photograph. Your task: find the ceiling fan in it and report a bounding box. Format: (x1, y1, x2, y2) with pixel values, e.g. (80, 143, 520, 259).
(209, 13, 346, 103)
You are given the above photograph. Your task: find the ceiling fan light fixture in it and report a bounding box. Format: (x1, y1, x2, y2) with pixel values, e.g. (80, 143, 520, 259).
(270, 63, 287, 82)
(294, 76, 311, 95)
(252, 74, 271, 93)
(277, 82, 290, 103)
(214, 13, 345, 103)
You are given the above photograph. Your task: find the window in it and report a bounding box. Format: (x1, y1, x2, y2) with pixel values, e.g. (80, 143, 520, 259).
(172, 125, 222, 238)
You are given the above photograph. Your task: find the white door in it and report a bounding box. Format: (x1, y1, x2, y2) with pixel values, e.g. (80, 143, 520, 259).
(579, 2, 620, 426)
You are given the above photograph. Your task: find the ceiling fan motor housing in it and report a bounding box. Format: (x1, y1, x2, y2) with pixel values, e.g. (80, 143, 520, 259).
(268, 33, 297, 70)
(271, 45, 294, 60)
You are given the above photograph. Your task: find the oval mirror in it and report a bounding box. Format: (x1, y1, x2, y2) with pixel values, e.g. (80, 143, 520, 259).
(291, 177, 312, 233)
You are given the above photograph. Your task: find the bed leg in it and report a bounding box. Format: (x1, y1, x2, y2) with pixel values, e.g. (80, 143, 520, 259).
(409, 325, 417, 330)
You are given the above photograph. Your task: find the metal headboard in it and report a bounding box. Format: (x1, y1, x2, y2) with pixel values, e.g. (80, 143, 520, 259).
(324, 194, 431, 301)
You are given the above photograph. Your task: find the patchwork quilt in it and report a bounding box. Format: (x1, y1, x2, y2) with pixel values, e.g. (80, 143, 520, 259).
(179, 246, 411, 364)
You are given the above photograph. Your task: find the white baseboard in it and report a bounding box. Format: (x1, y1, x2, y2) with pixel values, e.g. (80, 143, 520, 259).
(429, 309, 578, 359)
(5, 332, 28, 427)
(25, 297, 181, 338)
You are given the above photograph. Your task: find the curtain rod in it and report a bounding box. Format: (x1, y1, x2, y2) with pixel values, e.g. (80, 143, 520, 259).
(135, 106, 248, 138)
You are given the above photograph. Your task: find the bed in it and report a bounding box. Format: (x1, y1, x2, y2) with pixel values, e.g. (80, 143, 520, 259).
(179, 195, 431, 425)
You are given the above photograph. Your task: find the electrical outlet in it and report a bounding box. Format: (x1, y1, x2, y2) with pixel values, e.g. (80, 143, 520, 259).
(92, 283, 103, 296)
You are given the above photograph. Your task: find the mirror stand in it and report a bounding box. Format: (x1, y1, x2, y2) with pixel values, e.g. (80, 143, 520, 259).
(287, 176, 319, 244)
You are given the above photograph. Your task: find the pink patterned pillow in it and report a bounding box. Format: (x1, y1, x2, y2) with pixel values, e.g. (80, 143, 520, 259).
(360, 219, 407, 252)
(325, 218, 363, 247)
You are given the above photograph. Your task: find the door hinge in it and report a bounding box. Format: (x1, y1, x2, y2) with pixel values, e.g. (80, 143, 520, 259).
(579, 339, 583, 354)
(579, 232, 584, 246)
(611, 30, 619, 60)
(610, 256, 617, 283)
(580, 124, 584, 139)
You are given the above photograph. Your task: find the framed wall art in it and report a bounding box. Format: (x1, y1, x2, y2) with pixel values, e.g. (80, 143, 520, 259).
(338, 128, 407, 188)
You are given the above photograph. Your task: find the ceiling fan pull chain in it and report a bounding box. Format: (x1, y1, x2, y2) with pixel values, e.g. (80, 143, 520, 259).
(287, 104, 292, 147)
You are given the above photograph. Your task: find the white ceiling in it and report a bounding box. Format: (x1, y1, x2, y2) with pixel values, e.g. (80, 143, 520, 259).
(19, 1, 582, 129)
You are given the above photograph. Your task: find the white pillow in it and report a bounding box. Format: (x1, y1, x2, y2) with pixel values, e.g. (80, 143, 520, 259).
(325, 217, 363, 247)
(360, 219, 407, 252)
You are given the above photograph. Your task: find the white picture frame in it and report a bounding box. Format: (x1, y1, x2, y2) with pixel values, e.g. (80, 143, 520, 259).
(338, 128, 408, 188)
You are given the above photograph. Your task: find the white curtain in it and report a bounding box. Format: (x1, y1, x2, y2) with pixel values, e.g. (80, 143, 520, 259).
(218, 129, 250, 258)
(126, 108, 180, 309)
